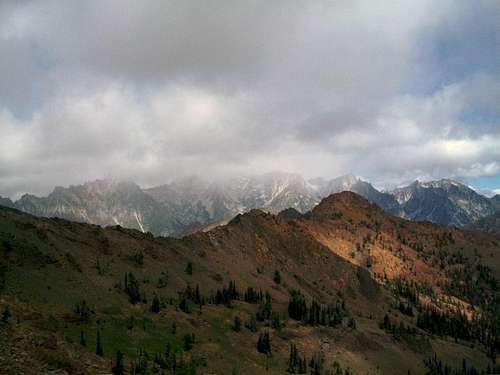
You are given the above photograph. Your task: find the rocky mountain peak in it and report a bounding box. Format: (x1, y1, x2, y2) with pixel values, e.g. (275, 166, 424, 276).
(3, 172, 499, 236)
(312, 191, 374, 218)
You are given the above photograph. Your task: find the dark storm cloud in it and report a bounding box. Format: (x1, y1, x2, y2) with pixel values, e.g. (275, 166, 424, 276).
(0, 0, 499, 197)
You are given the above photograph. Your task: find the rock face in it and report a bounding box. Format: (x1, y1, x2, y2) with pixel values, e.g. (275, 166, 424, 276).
(0, 197, 14, 208)
(2, 173, 498, 235)
(468, 211, 500, 235)
(144, 172, 319, 228)
(392, 179, 496, 227)
(312, 175, 401, 215)
(13, 180, 183, 236)
(491, 194, 500, 211)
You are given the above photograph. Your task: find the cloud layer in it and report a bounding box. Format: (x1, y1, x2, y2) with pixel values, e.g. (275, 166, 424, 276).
(1, 0, 499, 197)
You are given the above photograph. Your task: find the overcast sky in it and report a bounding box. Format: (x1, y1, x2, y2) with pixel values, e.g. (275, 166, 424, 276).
(1, 0, 500, 198)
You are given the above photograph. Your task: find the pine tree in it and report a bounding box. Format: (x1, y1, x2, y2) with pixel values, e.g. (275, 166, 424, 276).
(179, 296, 190, 313)
(257, 331, 271, 355)
(96, 330, 104, 357)
(80, 330, 86, 346)
(287, 344, 299, 373)
(151, 295, 161, 313)
(183, 333, 195, 351)
(1, 306, 11, 323)
(233, 316, 242, 332)
(112, 350, 124, 375)
(124, 272, 141, 304)
(273, 270, 281, 284)
(185, 261, 193, 275)
(299, 356, 307, 373)
(257, 292, 272, 321)
(245, 314, 257, 332)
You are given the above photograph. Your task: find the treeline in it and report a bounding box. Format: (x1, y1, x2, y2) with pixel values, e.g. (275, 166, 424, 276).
(379, 314, 417, 338)
(121, 272, 268, 313)
(287, 345, 353, 375)
(417, 305, 500, 361)
(416, 308, 472, 341)
(424, 354, 500, 375)
(110, 340, 204, 375)
(388, 271, 500, 361)
(288, 290, 353, 328)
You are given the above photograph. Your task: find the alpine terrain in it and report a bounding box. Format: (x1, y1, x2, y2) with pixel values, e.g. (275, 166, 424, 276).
(1, 192, 500, 374)
(2, 174, 499, 237)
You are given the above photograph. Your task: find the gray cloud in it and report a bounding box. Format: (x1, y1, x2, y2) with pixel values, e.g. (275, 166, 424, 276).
(0, 0, 499, 197)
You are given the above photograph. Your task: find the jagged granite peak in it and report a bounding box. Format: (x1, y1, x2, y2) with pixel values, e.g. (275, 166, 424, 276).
(491, 194, 500, 211)
(392, 179, 495, 226)
(4, 173, 498, 236)
(235, 172, 317, 213)
(468, 211, 500, 235)
(14, 178, 183, 236)
(0, 196, 14, 208)
(146, 172, 318, 225)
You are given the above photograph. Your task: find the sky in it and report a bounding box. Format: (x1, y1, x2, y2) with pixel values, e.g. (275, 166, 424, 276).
(0, 0, 500, 198)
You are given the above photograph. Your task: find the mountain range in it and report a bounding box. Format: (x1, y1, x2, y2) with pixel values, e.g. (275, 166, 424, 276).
(1, 172, 499, 237)
(1, 191, 499, 373)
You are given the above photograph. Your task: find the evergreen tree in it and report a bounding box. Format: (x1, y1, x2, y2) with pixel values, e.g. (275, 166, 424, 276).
(299, 356, 307, 374)
(256, 292, 272, 321)
(112, 350, 125, 375)
(96, 330, 104, 357)
(151, 295, 161, 313)
(271, 312, 282, 330)
(183, 333, 195, 351)
(74, 300, 91, 322)
(1, 306, 11, 323)
(245, 314, 257, 332)
(80, 330, 86, 346)
(179, 296, 190, 313)
(124, 272, 141, 304)
(309, 352, 325, 375)
(257, 331, 271, 355)
(233, 316, 242, 332)
(185, 261, 193, 275)
(244, 287, 262, 303)
(273, 270, 281, 284)
(288, 290, 307, 321)
(287, 344, 300, 373)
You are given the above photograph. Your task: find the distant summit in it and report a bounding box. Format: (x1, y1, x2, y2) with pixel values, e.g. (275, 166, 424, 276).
(392, 178, 495, 226)
(1, 173, 499, 235)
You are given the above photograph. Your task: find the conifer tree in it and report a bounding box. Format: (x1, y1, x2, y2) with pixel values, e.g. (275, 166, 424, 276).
(124, 272, 141, 304)
(151, 295, 161, 313)
(80, 330, 86, 346)
(1, 306, 11, 323)
(96, 330, 104, 357)
(185, 261, 193, 275)
(287, 344, 299, 373)
(112, 350, 124, 375)
(257, 331, 271, 355)
(273, 270, 281, 284)
(233, 315, 242, 332)
(245, 314, 257, 332)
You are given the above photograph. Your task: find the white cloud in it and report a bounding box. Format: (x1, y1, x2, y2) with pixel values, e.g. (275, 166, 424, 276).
(0, 0, 499, 197)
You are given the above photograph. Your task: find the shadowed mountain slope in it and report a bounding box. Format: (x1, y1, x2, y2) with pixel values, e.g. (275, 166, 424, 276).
(468, 211, 500, 235)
